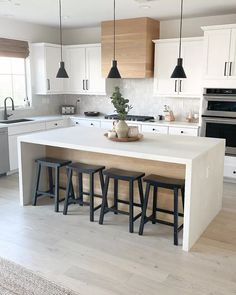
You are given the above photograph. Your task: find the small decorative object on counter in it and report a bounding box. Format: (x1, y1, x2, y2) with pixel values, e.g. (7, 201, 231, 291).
(128, 126, 139, 138)
(110, 87, 132, 138)
(163, 105, 175, 122)
(108, 130, 117, 139)
(186, 112, 199, 123)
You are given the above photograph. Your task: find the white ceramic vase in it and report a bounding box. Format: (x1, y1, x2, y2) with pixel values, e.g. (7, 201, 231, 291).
(115, 120, 129, 138)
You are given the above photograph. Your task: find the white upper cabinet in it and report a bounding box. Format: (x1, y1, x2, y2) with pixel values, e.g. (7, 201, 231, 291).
(30, 43, 64, 95)
(153, 37, 204, 98)
(30, 43, 106, 95)
(65, 44, 106, 95)
(65, 46, 86, 94)
(202, 24, 236, 85)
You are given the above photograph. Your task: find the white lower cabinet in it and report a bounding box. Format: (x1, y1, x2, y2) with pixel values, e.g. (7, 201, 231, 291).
(45, 119, 68, 130)
(8, 119, 68, 172)
(71, 118, 101, 128)
(141, 124, 169, 134)
(169, 127, 199, 136)
(224, 156, 236, 180)
(8, 122, 46, 171)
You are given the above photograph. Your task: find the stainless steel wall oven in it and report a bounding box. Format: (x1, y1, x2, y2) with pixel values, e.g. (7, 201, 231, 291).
(201, 88, 236, 155)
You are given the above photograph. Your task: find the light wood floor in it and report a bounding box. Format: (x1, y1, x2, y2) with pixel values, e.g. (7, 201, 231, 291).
(0, 174, 235, 295)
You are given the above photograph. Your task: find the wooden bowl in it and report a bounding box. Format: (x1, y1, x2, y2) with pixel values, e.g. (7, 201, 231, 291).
(104, 133, 143, 142)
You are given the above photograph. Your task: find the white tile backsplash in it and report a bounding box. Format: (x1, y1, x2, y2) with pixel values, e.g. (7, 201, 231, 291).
(65, 79, 201, 121)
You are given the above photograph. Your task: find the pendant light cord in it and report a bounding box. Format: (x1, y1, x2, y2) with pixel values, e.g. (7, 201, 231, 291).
(179, 0, 183, 58)
(113, 0, 116, 60)
(59, 0, 63, 61)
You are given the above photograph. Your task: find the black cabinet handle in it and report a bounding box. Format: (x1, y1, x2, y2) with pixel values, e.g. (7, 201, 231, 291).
(83, 80, 85, 90)
(181, 131, 184, 134)
(91, 123, 94, 126)
(233, 171, 236, 174)
(174, 80, 177, 92)
(224, 62, 228, 76)
(47, 79, 50, 91)
(76, 122, 79, 125)
(86, 80, 89, 90)
(179, 80, 182, 92)
(229, 62, 233, 76)
(54, 123, 58, 126)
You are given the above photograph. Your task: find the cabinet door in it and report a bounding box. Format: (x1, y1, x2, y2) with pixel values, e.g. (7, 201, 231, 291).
(141, 124, 169, 134)
(66, 47, 86, 94)
(45, 46, 64, 93)
(154, 42, 179, 96)
(8, 135, 18, 171)
(74, 119, 101, 128)
(204, 29, 231, 79)
(86, 46, 106, 95)
(229, 28, 236, 79)
(180, 40, 203, 97)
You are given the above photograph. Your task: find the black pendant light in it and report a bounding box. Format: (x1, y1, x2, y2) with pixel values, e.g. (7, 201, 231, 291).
(107, 0, 121, 79)
(56, 0, 69, 78)
(171, 0, 186, 79)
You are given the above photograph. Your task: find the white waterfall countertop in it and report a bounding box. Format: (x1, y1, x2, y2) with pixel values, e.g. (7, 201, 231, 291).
(18, 126, 223, 165)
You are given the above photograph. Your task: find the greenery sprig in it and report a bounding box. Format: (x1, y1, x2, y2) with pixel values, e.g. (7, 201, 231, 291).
(110, 87, 132, 120)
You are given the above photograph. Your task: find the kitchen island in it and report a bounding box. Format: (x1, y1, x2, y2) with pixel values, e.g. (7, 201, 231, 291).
(18, 126, 225, 251)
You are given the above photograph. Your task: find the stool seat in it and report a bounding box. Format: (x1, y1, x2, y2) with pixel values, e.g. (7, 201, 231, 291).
(103, 168, 145, 181)
(35, 157, 71, 168)
(68, 162, 105, 174)
(144, 174, 185, 189)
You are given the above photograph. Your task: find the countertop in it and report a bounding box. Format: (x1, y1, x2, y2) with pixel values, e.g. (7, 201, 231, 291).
(0, 114, 200, 130)
(18, 126, 223, 165)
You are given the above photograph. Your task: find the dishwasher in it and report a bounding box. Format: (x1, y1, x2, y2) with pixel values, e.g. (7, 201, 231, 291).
(0, 128, 9, 175)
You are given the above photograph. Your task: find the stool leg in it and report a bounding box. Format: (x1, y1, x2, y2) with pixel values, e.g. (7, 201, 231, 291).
(32, 163, 41, 206)
(129, 180, 134, 233)
(174, 187, 179, 246)
(99, 170, 107, 207)
(181, 186, 185, 211)
(89, 173, 95, 222)
(114, 179, 118, 214)
(54, 167, 60, 213)
(78, 173, 83, 206)
(137, 178, 144, 207)
(139, 183, 151, 235)
(99, 176, 110, 225)
(63, 168, 73, 215)
(152, 186, 158, 224)
(48, 167, 54, 196)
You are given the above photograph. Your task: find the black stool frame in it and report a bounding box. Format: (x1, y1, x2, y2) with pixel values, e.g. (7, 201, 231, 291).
(99, 172, 144, 233)
(139, 180, 185, 246)
(33, 159, 71, 212)
(63, 165, 105, 222)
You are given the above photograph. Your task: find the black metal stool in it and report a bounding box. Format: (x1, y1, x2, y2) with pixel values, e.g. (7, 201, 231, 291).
(99, 168, 145, 233)
(63, 162, 105, 222)
(139, 174, 185, 246)
(33, 157, 72, 212)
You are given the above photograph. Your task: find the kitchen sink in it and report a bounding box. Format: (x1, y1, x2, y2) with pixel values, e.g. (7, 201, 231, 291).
(0, 119, 34, 124)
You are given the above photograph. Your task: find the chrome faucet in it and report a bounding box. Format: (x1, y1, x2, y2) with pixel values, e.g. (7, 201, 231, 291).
(4, 97, 15, 120)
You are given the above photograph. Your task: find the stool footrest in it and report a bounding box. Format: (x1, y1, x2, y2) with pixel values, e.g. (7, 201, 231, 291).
(145, 214, 184, 232)
(82, 192, 103, 198)
(36, 191, 54, 198)
(117, 199, 142, 208)
(156, 208, 184, 217)
(105, 206, 142, 221)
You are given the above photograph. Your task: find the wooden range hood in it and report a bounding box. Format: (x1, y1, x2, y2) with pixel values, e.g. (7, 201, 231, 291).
(101, 17, 160, 79)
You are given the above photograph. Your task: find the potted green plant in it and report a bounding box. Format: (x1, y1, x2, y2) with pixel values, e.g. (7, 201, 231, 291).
(110, 86, 132, 138)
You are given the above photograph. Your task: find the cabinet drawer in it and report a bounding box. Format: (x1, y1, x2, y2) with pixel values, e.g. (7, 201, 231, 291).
(46, 120, 65, 130)
(101, 121, 114, 130)
(169, 127, 198, 136)
(8, 122, 45, 136)
(141, 124, 168, 134)
(224, 165, 236, 179)
(73, 119, 101, 128)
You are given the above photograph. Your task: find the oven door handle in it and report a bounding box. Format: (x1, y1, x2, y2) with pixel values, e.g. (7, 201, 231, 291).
(202, 116, 236, 124)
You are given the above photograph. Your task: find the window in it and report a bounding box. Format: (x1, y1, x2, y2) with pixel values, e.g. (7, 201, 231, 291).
(0, 56, 28, 108)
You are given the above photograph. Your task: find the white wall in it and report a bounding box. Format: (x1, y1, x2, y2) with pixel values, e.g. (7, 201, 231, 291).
(0, 18, 59, 43)
(63, 26, 101, 45)
(160, 13, 236, 38)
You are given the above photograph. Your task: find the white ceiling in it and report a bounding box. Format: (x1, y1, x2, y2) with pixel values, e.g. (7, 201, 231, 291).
(1, 0, 236, 28)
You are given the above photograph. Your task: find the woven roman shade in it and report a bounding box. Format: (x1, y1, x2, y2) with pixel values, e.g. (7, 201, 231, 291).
(0, 38, 29, 58)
